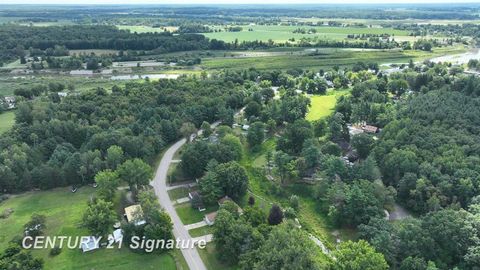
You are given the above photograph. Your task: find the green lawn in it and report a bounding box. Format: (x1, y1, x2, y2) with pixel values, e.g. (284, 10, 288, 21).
(203, 25, 410, 43)
(188, 226, 214, 238)
(306, 90, 349, 121)
(175, 204, 218, 225)
(0, 187, 177, 270)
(168, 187, 190, 201)
(0, 111, 15, 134)
(197, 244, 239, 270)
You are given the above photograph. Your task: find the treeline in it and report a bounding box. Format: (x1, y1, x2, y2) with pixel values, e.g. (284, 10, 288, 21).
(0, 25, 220, 65)
(0, 77, 246, 193)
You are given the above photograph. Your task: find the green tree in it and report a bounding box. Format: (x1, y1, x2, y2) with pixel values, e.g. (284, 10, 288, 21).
(106, 145, 124, 170)
(82, 199, 117, 237)
(247, 122, 265, 149)
(180, 122, 197, 142)
(95, 170, 119, 202)
(117, 159, 153, 199)
(268, 204, 284, 225)
(247, 223, 319, 270)
(201, 121, 213, 138)
(331, 240, 388, 270)
(351, 133, 375, 159)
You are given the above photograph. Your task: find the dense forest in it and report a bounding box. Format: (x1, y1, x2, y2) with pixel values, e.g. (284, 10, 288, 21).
(0, 77, 246, 192)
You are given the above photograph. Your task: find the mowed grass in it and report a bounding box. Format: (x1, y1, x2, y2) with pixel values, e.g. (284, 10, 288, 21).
(0, 187, 177, 270)
(306, 90, 349, 121)
(188, 226, 214, 238)
(0, 111, 15, 134)
(175, 204, 218, 225)
(203, 25, 410, 43)
(168, 187, 190, 201)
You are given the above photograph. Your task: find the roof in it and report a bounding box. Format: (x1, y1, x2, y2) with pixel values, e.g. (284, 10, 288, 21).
(189, 191, 200, 199)
(362, 125, 379, 133)
(81, 236, 99, 252)
(218, 196, 233, 205)
(124, 205, 146, 225)
(108, 229, 123, 244)
(218, 196, 243, 214)
(205, 212, 218, 223)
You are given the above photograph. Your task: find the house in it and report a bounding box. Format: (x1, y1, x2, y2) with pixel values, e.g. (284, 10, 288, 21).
(108, 229, 123, 245)
(218, 196, 233, 205)
(347, 124, 364, 136)
(204, 212, 218, 226)
(4, 96, 16, 109)
(188, 191, 200, 200)
(242, 124, 250, 131)
(189, 191, 206, 211)
(124, 205, 146, 226)
(81, 236, 99, 252)
(361, 124, 379, 134)
(57, 92, 68, 98)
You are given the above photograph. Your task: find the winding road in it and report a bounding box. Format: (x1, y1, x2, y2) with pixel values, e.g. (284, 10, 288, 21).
(150, 122, 221, 270)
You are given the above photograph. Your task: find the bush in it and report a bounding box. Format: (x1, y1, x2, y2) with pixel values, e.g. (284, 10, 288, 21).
(289, 195, 300, 210)
(50, 246, 62, 256)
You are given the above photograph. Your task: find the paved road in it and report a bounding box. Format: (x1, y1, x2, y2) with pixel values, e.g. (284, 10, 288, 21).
(150, 122, 221, 270)
(151, 137, 207, 270)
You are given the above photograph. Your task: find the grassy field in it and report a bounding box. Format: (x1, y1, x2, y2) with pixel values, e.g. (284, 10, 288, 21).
(203, 25, 410, 43)
(0, 111, 15, 134)
(202, 46, 465, 71)
(0, 187, 177, 270)
(306, 90, 349, 121)
(168, 187, 190, 201)
(175, 204, 218, 225)
(197, 244, 239, 270)
(188, 226, 214, 238)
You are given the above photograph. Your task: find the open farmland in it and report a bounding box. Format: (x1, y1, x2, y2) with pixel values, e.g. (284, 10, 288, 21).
(202, 25, 411, 43)
(201, 46, 466, 70)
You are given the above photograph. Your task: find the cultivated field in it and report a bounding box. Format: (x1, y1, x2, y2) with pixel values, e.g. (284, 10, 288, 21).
(202, 25, 411, 43)
(202, 46, 465, 71)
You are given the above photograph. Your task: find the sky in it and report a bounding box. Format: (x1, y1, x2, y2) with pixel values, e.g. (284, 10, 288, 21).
(1, 0, 480, 4)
